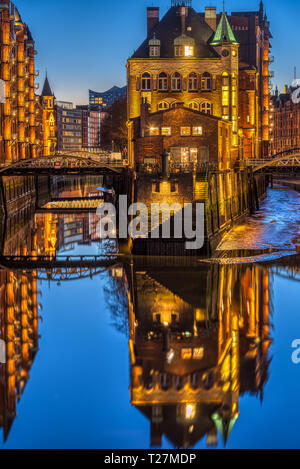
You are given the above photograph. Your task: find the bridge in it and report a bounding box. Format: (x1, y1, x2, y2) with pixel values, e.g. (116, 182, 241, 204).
(0, 153, 126, 176)
(246, 149, 300, 173)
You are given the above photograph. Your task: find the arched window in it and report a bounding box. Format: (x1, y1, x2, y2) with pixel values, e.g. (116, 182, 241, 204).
(158, 101, 169, 111)
(171, 72, 181, 91)
(158, 72, 168, 91)
(141, 73, 151, 91)
(201, 72, 211, 91)
(189, 102, 199, 110)
(201, 101, 212, 115)
(189, 73, 198, 91)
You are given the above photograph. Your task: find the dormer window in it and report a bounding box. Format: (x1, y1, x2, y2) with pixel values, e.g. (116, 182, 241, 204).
(149, 33, 161, 58)
(150, 46, 160, 57)
(174, 34, 195, 57)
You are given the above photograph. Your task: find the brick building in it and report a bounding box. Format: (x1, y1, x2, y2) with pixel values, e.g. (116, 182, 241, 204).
(127, 1, 272, 167)
(0, 1, 55, 162)
(76, 104, 106, 152)
(133, 100, 232, 170)
(56, 102, 82, 152)
(269, 86, 300, 156)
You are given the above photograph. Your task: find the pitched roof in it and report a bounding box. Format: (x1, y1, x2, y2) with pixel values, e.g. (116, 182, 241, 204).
(41, 74, 54, 97)
(210, 12, 238, 46)
(131, 6, 219, 59)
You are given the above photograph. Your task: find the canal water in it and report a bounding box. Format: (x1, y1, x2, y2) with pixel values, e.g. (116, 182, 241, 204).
(1, 180, 300, 449)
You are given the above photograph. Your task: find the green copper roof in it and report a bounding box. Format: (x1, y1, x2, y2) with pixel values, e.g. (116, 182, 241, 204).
(210, 12, 238, 46)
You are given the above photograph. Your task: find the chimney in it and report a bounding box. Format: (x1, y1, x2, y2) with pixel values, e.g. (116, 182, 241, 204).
(179, 6, 187, 34)
(147, 7, 159, 36)
(205, 7, 217, 31)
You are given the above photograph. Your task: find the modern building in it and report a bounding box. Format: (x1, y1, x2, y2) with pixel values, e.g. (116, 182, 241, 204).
(56, 102, 82, 152)
(0, 1, 55, 163)
(269, 85, 300, 156)
(89, 85, 127, 109)
(127, 1, 272, 167)
(76, 105, 106, 152)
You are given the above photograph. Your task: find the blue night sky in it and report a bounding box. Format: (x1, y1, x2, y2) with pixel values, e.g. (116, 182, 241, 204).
(14, 0, 299, 104)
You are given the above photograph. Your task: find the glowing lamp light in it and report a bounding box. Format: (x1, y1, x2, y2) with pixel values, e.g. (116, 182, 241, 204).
(185, 404, 196, 420)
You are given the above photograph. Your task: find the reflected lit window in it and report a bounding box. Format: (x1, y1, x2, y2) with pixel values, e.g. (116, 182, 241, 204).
(181, 126, 191, 136)
(161, 127, 171, 136)
(181, 348, 192, 360)
(193, 348, 204, 359)
(149, 127, 159, 136)
(193, 126, 203, 136)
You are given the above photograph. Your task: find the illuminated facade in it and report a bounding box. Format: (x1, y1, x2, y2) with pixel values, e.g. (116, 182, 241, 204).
(269, 85, 300, 156)
(0, 1, 55, 163)
(40, 74, 56, 156)
(0, 209, 39, 441)
(127, 262, 271, 448)
(127, 1, 272, 166)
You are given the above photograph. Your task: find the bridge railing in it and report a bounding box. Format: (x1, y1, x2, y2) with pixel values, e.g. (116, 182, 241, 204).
(136, 161, 218, 175)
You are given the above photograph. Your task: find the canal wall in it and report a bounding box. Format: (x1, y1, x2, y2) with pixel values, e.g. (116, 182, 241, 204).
(0, 176, 36, 217)
(132, 169, 267, 256)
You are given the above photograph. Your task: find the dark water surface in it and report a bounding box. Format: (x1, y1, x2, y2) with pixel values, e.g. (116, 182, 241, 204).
(1, 182, 300, 449)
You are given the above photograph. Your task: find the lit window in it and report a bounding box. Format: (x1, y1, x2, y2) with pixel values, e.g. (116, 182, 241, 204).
(171, 72, 181, 91)
(181, 126, 191, 136)
(181, 348, 192, 360)
(161, 127, 171, 136)
(141, 73, 151, 91)
(193, 348, 204, 359)
(149, 127, 159, 136)
(201, 72, 211, 91)
(185, 45, 194, 56)
(193, 126, 203, 136)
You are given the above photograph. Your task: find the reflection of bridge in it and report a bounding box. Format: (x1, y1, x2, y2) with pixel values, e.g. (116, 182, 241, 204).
(272, 265, 300, 282)
(0, 154, 125, 176)
(247, 149, 300, 173)
(36, 266, 114, 282)
(37, 197, 104, 213)
(0, 255, 120, 270)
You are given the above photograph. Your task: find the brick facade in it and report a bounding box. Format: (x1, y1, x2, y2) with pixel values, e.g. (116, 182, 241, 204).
(132, 102, 233, 169)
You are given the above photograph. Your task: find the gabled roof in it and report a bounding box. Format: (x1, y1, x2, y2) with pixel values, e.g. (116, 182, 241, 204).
(131, 6, 219, 59)
(41, 74, 54, 97)
(210, 12, 238, 46)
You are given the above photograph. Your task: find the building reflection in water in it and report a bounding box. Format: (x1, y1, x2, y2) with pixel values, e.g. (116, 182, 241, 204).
(0, 205, 39, 441)
(0, 180, 273, 446)
(0, 195, 103, 441)
(127, 261, 272, 448)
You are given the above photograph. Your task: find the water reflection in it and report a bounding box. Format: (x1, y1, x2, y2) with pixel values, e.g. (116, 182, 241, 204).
(1, 177, 300, 448)
(127, 261, 272, 448)
(0, 269, 39, 441)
